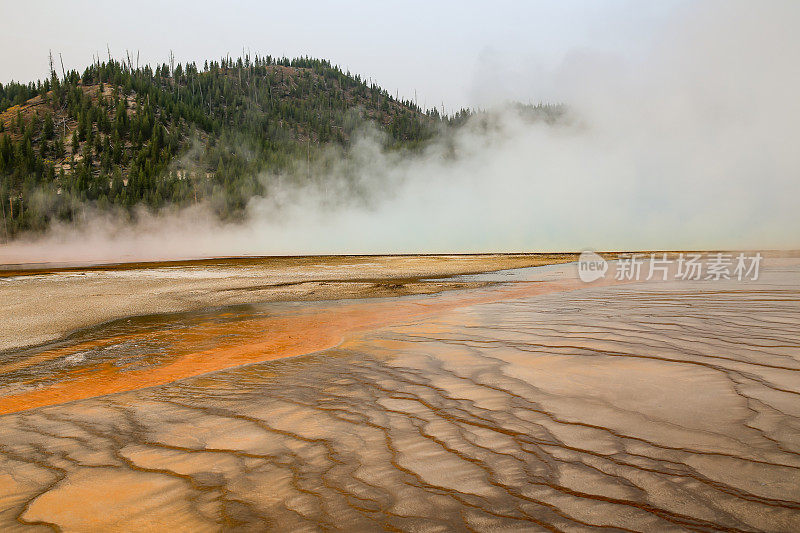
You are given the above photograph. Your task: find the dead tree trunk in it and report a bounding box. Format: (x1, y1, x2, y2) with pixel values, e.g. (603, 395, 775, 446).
(1, 192, 8, 242)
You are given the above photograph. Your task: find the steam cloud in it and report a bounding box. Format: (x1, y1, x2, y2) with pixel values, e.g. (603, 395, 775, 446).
(2, 0, 798, 265)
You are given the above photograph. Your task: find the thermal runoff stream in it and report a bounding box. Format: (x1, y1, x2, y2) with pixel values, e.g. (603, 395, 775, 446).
(1, 261, 799, 531)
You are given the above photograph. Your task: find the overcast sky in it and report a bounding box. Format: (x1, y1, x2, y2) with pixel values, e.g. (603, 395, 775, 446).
(0, 0, 683, 110)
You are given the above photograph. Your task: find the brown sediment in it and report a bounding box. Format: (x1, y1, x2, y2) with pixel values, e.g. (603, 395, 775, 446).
(0, 277, 604, 415)
(0, 264, 798, 531)
(0, 252, 586, 278)
(0, 253, 579, 352)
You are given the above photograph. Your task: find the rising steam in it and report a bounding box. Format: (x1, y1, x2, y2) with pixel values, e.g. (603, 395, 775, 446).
(2, 0, 799, 265)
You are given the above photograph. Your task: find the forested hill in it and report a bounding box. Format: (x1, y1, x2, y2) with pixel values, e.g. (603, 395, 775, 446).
(0, 55, 558, 238)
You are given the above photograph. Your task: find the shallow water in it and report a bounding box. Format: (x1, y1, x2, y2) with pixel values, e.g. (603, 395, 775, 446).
(1, 262, 799, 531)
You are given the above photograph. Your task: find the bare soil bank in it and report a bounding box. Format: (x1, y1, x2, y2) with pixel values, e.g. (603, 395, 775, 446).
(0, 253, 578, 352)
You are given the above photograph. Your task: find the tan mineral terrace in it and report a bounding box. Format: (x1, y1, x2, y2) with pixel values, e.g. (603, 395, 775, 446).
(0, 253, 579, 352)
(0, 254, 798, 531)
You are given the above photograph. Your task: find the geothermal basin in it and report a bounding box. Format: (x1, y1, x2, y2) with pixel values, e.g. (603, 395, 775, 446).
(0, 254, 798, 531)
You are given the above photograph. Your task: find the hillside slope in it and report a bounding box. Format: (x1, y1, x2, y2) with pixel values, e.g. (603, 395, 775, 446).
(0, 55, 557, 239)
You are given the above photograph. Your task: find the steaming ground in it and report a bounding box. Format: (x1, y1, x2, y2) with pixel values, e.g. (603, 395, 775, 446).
(1, 1, 798, 265)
